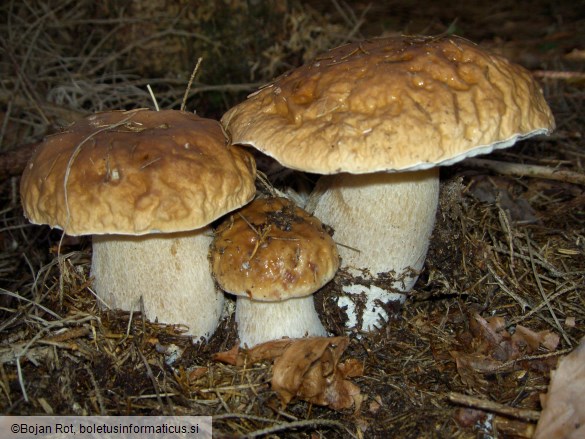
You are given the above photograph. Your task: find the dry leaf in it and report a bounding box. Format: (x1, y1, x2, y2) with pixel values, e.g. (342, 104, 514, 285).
(534, 337, 585, 439)
(272, 336, 361, 410)
(453, 407, 488, 428)
(452, 314, 560, 383)
(213, 336, 362, 410)
(213, 338, 296, 366)
(188, 367, 208, 382)
(212, 343, 241, 365)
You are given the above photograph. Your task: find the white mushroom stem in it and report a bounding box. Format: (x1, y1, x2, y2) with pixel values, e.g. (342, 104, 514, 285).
(309, 168, 439, 331)
(91, 227, 224, 340)
(236, 295, 327, 347)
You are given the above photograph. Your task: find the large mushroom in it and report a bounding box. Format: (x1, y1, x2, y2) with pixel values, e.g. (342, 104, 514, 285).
(221, 35, 555, 331)
(210, 196, 339, 346)
(21, 109, 256, 339)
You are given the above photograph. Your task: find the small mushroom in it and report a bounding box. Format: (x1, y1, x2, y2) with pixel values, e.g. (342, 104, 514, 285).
(20, 109, 256, 339)
(210, 197, 339, 347)
(221, 35, 555, 331)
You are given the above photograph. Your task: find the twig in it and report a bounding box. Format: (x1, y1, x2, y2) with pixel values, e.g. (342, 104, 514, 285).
(214, 413, 287, 424)
(447, 392, 540, 422)
(484, 348, 572, 373)
(181, 57, 203, 112)
(487, 264, 531, 312)
(533, 70, 585, 81)
(0, 288, 62, 320)
(464, 158, 585, 186)
(241, 418, 352, 439)
(506, 284, 579, 327)
(42, 326, 91, 343)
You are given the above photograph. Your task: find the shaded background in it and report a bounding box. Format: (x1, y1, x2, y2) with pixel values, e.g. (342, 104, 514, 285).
(1, 1, 584, 438)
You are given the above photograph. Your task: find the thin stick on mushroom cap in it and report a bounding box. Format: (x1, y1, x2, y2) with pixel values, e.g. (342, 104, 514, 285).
(210, 196, 340, 347)
(20, 108, 256, 340)
(222, 35, 555, 332)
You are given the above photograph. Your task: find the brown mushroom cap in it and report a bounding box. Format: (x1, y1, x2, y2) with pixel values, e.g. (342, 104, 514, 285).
(222, 35, 555, 174)
(210, 197, 340, 301)
(21, 109, 256, 235)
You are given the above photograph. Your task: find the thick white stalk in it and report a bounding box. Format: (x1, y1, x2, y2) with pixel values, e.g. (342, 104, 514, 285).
(310, 168, 440, 331)
(236, 295, 327, 347)
(91, 227, 223, 340)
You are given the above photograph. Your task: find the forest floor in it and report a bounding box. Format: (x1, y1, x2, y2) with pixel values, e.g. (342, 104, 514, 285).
(1, 1, 584, 437)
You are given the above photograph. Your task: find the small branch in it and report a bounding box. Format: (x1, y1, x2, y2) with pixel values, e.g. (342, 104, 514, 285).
(532, 70, 585, 81)
(242, 419, 351, 439)
(464, 158, 585, 186)
(447, 392, 540, 422)
(181, 57, 203, 112)
(0, 142, 39, 179)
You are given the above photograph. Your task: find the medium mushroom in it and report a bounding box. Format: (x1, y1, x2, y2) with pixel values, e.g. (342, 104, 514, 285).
(210, 196, 339, 346)
(221, 35, 555, 331)
(20, 108, 256, 339)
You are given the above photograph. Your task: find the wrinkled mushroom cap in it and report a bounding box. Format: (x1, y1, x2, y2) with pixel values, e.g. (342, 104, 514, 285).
(21, 109, 256, 235)
(210, 197, 340, 301)
(222, 35, 555, 174)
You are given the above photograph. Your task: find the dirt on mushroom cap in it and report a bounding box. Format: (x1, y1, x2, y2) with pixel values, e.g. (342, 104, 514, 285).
(210, 196, 340, 301)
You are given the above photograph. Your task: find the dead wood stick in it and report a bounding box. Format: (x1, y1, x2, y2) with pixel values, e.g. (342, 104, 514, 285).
(533, 70, 585, 81)
(41, 326, 91, 343)
(464, 158, 585, 186)
(447, 392, 540, 422)
(0, 142, 38, 178)
(242, 419, 350, 439)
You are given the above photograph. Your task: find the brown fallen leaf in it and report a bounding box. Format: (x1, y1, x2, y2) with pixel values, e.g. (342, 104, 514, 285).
(213, 336, 362, 410)
(452, 407, 488, 429)
(452, 314, 560, 383)
(212, 338, 296, 366)
(534, 337, 585, 439)
(272, 336, 362, 410)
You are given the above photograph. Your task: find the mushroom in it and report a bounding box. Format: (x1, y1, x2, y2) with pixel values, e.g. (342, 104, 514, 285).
(20, 109, 256, 339)
(221, 35, 555, 331)
(210, 196, 339, 346)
